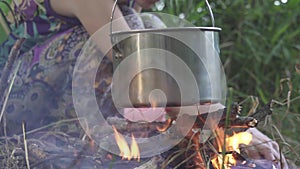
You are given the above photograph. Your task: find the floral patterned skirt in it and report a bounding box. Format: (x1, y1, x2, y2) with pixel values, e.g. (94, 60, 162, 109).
(3, 25, 117, 135)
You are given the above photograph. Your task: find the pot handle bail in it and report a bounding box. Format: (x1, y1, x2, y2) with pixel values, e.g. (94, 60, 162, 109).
(205, 0, 215, 27)
(110, 0, 119, 44)
(110, 0, 216, 42)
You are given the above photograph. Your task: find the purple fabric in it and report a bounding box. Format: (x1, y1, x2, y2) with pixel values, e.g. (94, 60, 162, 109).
(0, 0, 83, 60)
(17, 0, 38, 20)
(31, 28, 74, 68)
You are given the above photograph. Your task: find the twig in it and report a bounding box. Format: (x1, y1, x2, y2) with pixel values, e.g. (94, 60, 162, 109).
(271, 96, 300, 106)
(249, 96, 259, 115)
(248, 101, 272, 123)
(186, 130, 198, 153)
(161, 149, 185, 169)
(79, 118, 90, 141)
(134, 157, 159, 169)
(173, 151, 203, 169)
(22, 122, 31, 169)
(271, 124, 287, 145)
(296, 63, 300, 74)
(3, 112, 10, 168)
(15, 118, 82, 138)
(0, 60, 21, 123)
(30, 154, 80, 168)
(0, 118, 84, 142)
(0, 38, 25, 101)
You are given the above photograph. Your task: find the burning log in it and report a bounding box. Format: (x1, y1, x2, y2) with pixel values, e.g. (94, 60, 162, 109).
(106, 116, 173, 137)
(217, 116, 258, 129)
(247, 101, 272, 123)
(195, 102, 272, 130)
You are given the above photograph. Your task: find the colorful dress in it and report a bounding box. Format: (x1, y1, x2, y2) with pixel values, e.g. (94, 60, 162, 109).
(0, 0, 80, 66)
(0, 0, 166, 135)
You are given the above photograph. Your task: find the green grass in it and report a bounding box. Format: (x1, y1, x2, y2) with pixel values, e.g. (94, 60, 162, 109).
(151, 0, 300, 166)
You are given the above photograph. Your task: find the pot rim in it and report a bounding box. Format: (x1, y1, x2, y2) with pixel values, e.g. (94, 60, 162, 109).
(111, 27, 221, 36)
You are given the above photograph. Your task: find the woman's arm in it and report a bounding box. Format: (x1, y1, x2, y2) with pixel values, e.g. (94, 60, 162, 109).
(50, 0, 130, 34)
(50, 0, 130, 60)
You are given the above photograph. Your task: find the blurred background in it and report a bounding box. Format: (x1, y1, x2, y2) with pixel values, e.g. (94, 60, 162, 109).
(151, 0, 300, 165)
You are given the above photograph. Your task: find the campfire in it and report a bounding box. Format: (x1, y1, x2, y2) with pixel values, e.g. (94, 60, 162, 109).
(0, 99, 284, 169)
(211, 128, 253, 169)
(106, 102, 278, 169)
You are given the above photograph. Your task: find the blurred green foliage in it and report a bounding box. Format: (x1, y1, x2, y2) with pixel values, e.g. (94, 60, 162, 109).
(153, 0, 299, 101)
(151, 0, 300, 164)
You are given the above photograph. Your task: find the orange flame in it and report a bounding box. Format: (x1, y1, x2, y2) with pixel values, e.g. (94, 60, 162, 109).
(156, 119, 172, 132)
(211, 128, 252, 169)
(130, 134, 140, 162)
(112, 126, 140, 161)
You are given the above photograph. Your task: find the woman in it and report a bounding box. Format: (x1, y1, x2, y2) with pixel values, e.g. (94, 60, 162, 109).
(0, 0, 288, 168)
(0, 0, 163, 134)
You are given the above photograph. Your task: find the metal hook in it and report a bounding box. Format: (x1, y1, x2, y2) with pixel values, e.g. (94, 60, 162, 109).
(110, 0, 216, 43)
(205, 0, 215, 27)
(110, 0, 118, 44)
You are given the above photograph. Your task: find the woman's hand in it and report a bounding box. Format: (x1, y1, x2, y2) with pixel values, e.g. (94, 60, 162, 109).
(242, 128, 288, 169)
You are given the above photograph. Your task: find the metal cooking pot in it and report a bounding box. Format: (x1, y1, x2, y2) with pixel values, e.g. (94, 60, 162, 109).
(110, 1, 226, 108)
